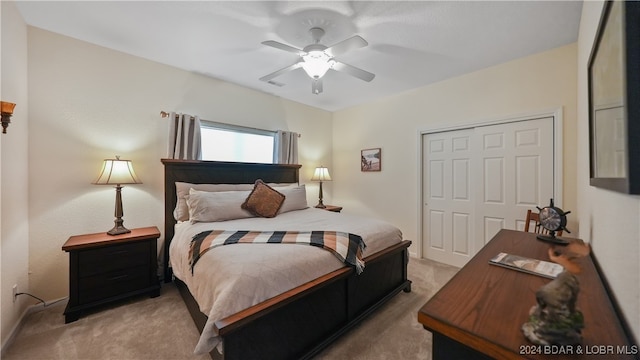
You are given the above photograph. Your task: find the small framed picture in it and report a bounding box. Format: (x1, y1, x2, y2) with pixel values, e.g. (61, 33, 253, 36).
(361, 148, 381, 172)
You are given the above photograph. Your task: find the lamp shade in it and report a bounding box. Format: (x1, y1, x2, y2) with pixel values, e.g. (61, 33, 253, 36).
(1, 101, 16, 114)
(311, 166, 332, 182)
(93, 156, 142, 185)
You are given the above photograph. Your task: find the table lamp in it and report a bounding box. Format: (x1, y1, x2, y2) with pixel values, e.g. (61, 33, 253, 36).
(311, 166, 332, 208)
(93, 156, 142, 235)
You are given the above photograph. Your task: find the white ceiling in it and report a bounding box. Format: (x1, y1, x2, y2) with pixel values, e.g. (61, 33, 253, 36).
(15, 1, 583, 112)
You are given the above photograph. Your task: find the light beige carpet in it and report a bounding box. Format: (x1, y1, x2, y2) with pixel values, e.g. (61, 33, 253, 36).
(3, 258, 458, 360)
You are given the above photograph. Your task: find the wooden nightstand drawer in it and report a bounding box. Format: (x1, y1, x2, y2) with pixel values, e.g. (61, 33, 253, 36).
(78, 242, 150, 277)
(78, 265, 150, 303)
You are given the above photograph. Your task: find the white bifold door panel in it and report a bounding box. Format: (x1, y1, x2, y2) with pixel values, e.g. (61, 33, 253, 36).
(422, 117, 554, 267)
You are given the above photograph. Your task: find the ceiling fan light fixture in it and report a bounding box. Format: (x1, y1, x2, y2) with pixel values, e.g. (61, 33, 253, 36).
(301, 50, 334, 79)
(260, 29, 374, 93)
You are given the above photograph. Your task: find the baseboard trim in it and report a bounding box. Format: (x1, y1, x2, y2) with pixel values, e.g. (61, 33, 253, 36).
(1, 305, 31, 357)
(0, 297, 67, 357)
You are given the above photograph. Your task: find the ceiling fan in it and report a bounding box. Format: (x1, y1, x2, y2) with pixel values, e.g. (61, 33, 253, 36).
(259, 27, 375, 95)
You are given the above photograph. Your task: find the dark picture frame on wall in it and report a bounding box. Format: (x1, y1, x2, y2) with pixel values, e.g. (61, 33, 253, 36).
(361, 148, 381, 172)
(588, 0, 640, 194)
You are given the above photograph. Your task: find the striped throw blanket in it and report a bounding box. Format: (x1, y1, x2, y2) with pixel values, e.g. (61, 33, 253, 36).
(189, 230, 366, 275)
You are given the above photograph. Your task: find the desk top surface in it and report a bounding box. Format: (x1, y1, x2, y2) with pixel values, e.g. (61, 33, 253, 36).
(418, 229, 635, 359)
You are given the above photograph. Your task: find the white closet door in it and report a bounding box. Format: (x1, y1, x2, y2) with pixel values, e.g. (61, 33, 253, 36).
(422, 129, 476, 266)
(474, 117, 555, 248)
(422, 117, 555, 267)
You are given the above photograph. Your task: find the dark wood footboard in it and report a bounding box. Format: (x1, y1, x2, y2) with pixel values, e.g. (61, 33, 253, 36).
(175, 240, 412, 360)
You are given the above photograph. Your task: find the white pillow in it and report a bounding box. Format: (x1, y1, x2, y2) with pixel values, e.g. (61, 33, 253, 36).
(186, 189, 254, 223)
(173, 182, 296, 221)
(278, 185, 309, 214)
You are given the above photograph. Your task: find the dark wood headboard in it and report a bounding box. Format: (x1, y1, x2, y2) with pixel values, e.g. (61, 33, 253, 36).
(161, 159, 301, 282)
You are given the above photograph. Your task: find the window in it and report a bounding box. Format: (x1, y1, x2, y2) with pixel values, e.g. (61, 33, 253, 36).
(200, 121, 275, 164)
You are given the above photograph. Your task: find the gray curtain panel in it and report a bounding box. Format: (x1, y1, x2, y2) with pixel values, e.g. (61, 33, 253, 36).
(167, 112, 202, 160)
(273, 130, 299, 164)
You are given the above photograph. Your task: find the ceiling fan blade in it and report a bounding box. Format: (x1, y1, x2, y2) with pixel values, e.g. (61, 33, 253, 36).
(259, 61, 303, 82)
(261, 40, 305, 55)
(325, 36, 368, 57)
(312, 78, 323, 95)
(332, 61, 375, 82)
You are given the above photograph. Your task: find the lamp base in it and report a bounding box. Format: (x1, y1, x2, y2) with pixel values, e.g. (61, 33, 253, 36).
(106, 184, 131, 236)
(315, 181, 326, 209)
(107, 216, 130, 236)
(107, 224, 131, 236)
(1, 113, 12, 134)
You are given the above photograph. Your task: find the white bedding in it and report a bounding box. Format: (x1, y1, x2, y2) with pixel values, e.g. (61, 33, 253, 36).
(169, 207, 403, 355)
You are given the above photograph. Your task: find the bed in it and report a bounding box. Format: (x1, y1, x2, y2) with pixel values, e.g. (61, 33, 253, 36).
(162, 159, 412, 360)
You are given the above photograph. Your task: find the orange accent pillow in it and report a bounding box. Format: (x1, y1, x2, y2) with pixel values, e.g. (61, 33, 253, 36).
(241, 180, 285, 218)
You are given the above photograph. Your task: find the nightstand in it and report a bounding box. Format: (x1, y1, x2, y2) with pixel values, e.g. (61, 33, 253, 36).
(62, 226, 161, 323)
(322, 205, 343, 213)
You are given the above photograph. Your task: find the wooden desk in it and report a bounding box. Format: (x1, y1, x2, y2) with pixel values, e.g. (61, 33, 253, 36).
(418, 229, 637, 359)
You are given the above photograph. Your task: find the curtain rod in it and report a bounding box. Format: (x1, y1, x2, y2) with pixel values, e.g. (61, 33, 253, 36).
(160, 111, 300, 137)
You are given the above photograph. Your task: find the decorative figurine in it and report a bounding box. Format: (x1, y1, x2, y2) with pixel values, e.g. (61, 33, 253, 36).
(521, 240, 591, 345)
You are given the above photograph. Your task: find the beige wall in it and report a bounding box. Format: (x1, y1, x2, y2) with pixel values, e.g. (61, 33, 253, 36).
(577, 1, 639, 341)
(1, 0, 30, 349)
(26, 27, 332, 303)
(332, 43, 578, 255)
